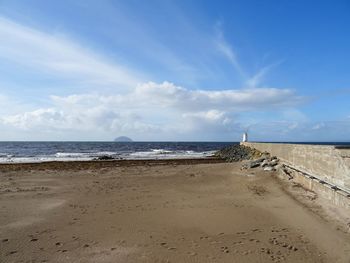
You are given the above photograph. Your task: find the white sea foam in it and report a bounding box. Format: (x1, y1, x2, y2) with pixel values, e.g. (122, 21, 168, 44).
(0, 153, 13, 158)
(55, 152, 90, 158)
(0, 156, 92, 163)
(0, 149, 216, 163)
(128, 149, 215, 159)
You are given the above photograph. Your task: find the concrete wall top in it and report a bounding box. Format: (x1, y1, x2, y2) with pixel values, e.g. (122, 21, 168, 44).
(241, 142, 350, 191)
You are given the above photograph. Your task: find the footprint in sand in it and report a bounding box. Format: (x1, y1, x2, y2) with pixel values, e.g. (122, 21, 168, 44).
(288, 245, 298, 251)
(2, 238, 9, 242)
(260, 247, 271, 254)
(249, 238, 260, 243)
(269, 237, 298, 252)
(220, 246, 230, 253)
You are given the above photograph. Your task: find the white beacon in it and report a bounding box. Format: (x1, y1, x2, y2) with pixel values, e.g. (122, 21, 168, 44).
(242, 132, 248, 142)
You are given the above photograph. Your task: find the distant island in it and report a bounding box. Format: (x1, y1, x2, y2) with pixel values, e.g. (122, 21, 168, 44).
(114, 136, 133, 142)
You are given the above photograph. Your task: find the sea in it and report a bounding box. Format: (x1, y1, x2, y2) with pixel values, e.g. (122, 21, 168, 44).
(0, 141, 235, 163)
(0, 141, 349, 164)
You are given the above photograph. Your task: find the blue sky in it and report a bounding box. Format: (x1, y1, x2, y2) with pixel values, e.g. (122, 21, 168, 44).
(0, 0, 349, 141)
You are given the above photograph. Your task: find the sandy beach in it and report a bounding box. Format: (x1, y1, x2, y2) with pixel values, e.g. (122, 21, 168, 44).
(1, 159, 350, 263)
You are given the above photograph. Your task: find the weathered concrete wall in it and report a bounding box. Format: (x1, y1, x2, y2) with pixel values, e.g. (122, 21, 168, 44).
(241, 142, 350, 192)
(278, 164, 350, 210)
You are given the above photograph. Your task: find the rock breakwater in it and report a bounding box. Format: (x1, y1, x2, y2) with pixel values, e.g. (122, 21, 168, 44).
(215, 144, 281, 171)
(214, 144, 265, 162)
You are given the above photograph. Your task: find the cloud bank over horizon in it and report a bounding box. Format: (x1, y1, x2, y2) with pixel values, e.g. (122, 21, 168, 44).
(0, 81, 305, 141)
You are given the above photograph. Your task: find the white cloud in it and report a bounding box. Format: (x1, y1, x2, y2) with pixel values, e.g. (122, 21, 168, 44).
(48, 82, 303, 112)
(0, 81, 303, 140)
(0, 93, 34, 115)
(2, 108, 65, 130)
(0, 17, 144, 89)
(183, 110, 227, 122)
(134, 82, 303, 111)
(181, 110, 233, 135)
(311, 122, 326, 130)
(5, 81, 348, 142)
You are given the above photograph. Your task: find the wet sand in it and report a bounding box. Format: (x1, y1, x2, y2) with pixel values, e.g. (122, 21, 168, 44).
(0, 160, 349, 262)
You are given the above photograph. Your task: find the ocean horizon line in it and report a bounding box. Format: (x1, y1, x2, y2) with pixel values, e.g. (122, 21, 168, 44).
(1, 140, 350, 144)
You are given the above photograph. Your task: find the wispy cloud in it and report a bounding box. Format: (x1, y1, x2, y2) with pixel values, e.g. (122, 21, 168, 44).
(245, 61, 283, 88)
(214, 22, 246, 77)
(214, 22, 282, 89)
(131, 82, 303, 111)
(0, 17, 145, 89)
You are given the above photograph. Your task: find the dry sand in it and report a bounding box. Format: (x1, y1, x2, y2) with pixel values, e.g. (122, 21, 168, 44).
(0, 160, 350, 263)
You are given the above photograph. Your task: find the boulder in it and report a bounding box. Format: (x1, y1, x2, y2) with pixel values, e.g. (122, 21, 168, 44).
(261, 160, 269, 167)
(269, 159, 279, 166)
(95, 155, 114, 160)
(246, 157, 267, 169)
(249, 162, 261, 168)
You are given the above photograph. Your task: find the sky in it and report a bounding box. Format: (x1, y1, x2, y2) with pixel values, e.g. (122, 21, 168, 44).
(0, 0, 349, 141)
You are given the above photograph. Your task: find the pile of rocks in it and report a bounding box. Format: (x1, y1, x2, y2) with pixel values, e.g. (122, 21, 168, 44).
(242, 156, 280, 171)
(214, 144, 266, 162)
(94, 155, 115, 160)
(215, 144, 281, 172)
(93, 155, 123, 161)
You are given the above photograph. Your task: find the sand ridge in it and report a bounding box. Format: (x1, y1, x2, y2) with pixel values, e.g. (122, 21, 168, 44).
(0, 161, 349, 262)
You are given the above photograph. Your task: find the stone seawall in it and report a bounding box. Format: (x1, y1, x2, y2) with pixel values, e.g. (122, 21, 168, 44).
(241, 142, 350, 192)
